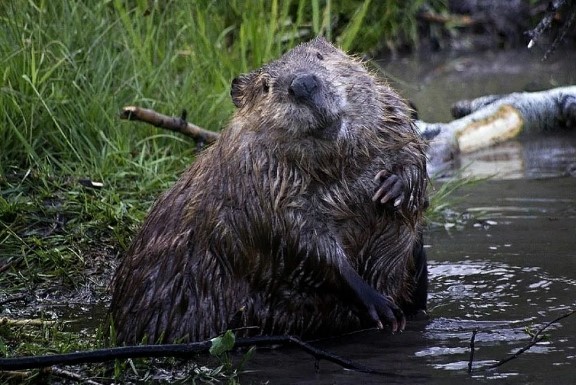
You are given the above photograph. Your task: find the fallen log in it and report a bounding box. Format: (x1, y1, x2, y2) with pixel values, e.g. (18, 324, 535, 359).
(416, 86, 576, 174)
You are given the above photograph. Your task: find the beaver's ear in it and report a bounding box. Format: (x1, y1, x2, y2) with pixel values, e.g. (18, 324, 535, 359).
(230, 73, 253, 108)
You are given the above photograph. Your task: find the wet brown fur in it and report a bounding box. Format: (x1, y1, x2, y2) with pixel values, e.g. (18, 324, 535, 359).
(110, 37, 428, 344)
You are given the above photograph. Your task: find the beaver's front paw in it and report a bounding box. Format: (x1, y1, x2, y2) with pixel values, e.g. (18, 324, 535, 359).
(362, 290, 406, 333)
(372, 170, 404, 209)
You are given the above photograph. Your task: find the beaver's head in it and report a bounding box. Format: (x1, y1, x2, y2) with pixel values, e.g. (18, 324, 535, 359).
(230, 37, 388, 142)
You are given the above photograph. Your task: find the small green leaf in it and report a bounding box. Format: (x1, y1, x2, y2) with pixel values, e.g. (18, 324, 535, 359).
(209, 330, 236, 356)
(237, 346, 256, 371)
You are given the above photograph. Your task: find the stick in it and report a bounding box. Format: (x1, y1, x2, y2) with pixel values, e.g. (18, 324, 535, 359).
(0, 335, 400, 376)
(480, 309, 575, 371)
(119, 106, 220, 144)
(0, 261, 15, 274)
(0, 318, 60, 327)
(467, 329, 477, 374)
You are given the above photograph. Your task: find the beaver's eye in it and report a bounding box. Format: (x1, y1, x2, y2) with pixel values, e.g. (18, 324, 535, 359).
(316, 52, 324, 60)
(262, 79, 270, 94)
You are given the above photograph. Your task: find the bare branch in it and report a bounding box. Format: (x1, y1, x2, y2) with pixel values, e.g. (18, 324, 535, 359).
(119, 106, 220, 144)
(418, 86, 576, 174)
(478, 309, 576, 372)
(42, 367, 103, 385)
(467, 329, 478, 374)
(119, 87, 576, 178)
(526, 0, 576, 59)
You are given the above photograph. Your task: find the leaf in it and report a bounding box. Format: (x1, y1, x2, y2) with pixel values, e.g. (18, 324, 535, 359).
(338, 0, 372, 51)
(209, 330, 236, 356)
(237, 346, 256, 371)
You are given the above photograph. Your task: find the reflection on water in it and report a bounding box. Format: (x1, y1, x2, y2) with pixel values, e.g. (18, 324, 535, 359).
(459, 135, 576, 179)
(419, 176, 576, 383)
(422, 259, 576, 375)
(428, 260, 576, 320)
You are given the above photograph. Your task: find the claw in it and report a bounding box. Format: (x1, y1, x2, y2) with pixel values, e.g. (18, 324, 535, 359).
(367, 293, 406, 333)
(343, 265, 406, 334)
(372, 170, 404, 207)
(373, 169, 389, 183)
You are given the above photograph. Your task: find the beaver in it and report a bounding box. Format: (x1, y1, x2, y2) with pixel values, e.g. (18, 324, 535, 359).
(110, 37, 428, 344)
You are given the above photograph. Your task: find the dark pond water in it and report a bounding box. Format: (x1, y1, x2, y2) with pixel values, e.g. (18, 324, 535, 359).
(241, 49, 576, 384)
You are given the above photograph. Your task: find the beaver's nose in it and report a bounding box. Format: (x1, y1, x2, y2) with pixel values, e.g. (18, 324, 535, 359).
(289, 74, 319, 101)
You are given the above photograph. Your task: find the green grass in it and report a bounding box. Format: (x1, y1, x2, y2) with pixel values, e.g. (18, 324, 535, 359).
(0, 0, 449, 383)
(425, 175, 485, 230)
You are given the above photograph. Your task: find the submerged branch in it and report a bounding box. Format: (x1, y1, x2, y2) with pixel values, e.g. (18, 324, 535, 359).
(470, 309, 576, 372)
(417, 86, 576, 174)
(0, 335, 396, 376)
(467, 329, 478, 374)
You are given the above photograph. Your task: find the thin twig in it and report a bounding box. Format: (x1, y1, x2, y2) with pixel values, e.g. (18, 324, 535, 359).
(467, 329, 478, 374)
(526, 0, 576, 60)
(0, 260, 15, 274)
(542, 1, 576, 60)
(526, 0, 563, 47)
(528, 309, 575, 343)
(236, 335, 399, 375)
(480, 309, 575, 371)
(119, 106, 220, 144)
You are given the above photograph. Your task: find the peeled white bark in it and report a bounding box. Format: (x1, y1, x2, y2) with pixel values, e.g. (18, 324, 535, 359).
(417, 86, 576, 175)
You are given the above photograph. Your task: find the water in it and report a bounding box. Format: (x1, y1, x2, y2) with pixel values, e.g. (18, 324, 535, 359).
(242, 179, 576, 385)
(424, 177, 576, 383)
(380, 49, 576, 124)
(240, 49, 576, 384)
